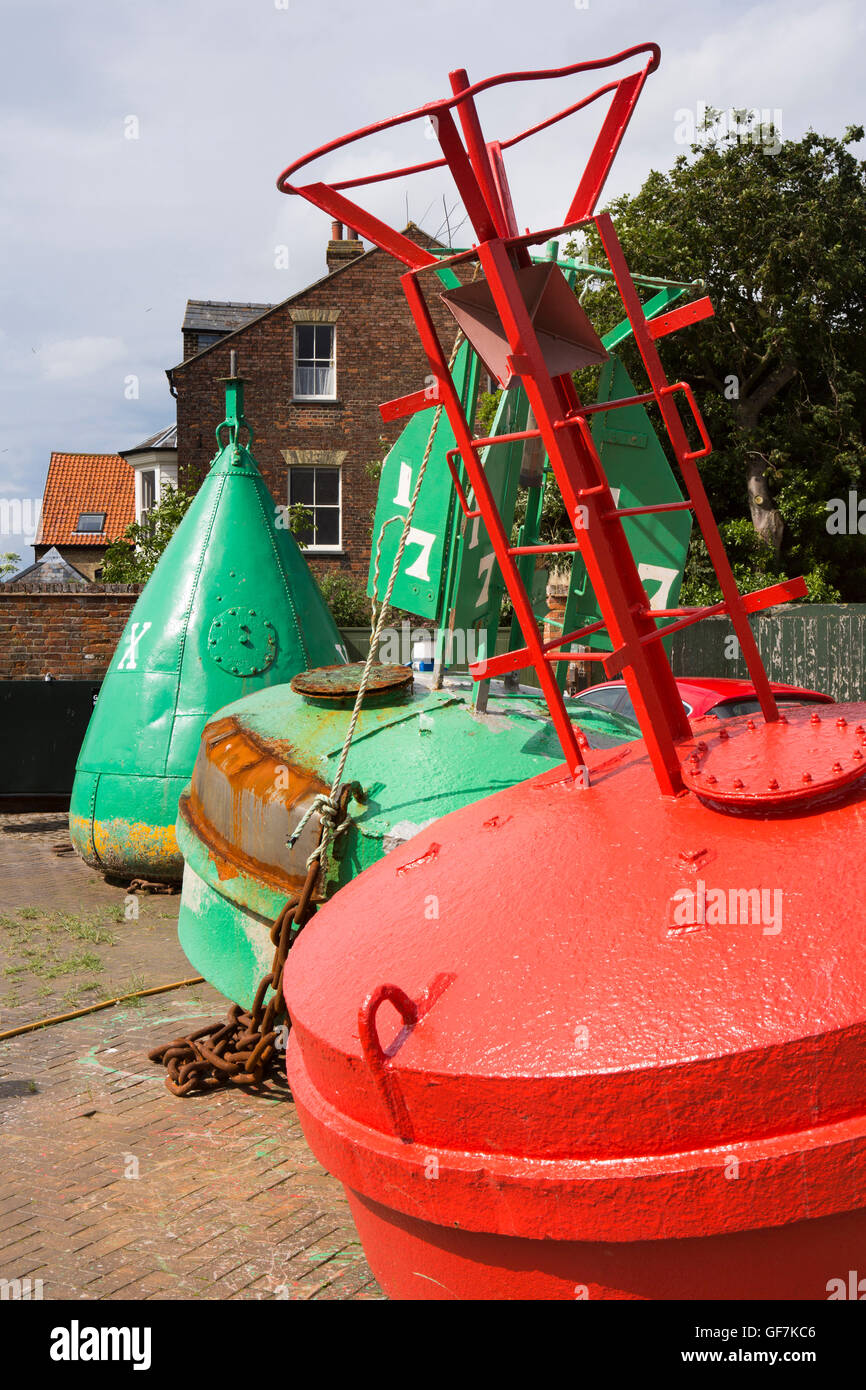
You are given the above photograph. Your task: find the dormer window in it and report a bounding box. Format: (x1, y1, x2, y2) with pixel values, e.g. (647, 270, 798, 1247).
(294, 324, 336, 400)
(76, 512, 106, 534)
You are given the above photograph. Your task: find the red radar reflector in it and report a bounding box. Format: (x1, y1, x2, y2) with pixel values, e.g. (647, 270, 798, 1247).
(440, 262, 608, 387)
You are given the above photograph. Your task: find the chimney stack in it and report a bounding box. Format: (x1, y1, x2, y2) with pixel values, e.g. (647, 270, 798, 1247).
(327, 219, 365, 273)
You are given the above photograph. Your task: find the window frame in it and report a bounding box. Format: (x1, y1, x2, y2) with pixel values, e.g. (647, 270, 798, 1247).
(140, 470, 156, 520)
(75, 512, 106, 535)
(293, 322, 337, 402)
(288, 463, 342, 553)
(195, 330, 226, 350)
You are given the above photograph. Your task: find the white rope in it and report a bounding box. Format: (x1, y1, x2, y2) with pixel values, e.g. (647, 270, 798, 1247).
(290, 789, 353, 868)
(289, 321, 467, 868)
(369, 514, 405, 656)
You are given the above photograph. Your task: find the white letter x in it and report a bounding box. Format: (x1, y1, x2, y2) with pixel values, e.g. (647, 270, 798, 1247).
(117, 621, 152, 670)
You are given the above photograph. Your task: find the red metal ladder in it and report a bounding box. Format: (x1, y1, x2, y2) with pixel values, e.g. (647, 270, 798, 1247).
(278, 49, 807, 796)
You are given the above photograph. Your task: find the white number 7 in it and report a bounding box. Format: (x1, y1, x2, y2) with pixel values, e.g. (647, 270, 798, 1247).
(638, 562, 678, 612)
(476, 552, 496, 608)
(404, 528, 435, 581)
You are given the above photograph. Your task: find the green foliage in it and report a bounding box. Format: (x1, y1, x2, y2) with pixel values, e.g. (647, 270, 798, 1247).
(101, 484, 195, 583)
(364, 437, 392, 482)
(315, 570, 370, 627)
(564, 118, 866, 602)
(511, 473, 574, 568)
(285, 503, 313, 542)
(0, 552, 20, 581)
(476, 390, 502, 434)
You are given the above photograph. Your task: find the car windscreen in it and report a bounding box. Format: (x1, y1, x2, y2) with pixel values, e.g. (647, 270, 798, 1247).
(708, 696, 824, 720)
(617, 691, 692, 722)
(571, 686, 624, 713)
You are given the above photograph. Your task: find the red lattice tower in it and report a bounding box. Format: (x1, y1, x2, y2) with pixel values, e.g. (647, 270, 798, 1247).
(278, 47, 859, 809)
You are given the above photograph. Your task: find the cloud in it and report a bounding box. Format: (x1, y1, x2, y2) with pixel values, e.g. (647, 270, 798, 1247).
(0, 0, 863, 543)
(39, 337, 127, 382)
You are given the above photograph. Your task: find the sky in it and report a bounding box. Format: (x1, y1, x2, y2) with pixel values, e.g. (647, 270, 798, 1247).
(1, 0, 863, 566)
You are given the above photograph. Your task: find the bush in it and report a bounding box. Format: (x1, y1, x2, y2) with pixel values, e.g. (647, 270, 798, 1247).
(101, 485, 195, 583)
(316, 571, 371, 627)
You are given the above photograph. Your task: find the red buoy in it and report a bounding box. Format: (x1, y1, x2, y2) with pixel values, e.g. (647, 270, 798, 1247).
(278, 48, 866, 1299)
(285, 719, 866, 1299)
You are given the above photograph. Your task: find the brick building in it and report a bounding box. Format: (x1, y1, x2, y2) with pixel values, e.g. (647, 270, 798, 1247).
(181, 300, 275, 363)
(167, 223, 473, 585)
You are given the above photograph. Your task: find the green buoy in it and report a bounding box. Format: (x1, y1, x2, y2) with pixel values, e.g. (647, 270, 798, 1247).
(69, 362, 345, 881)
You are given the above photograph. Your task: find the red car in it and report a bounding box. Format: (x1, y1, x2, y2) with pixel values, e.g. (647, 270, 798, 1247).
(569, 676, 833, 728)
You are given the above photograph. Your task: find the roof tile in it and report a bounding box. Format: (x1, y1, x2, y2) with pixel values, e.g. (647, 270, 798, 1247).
(36, 452, 135, 547)
(182, 300, 274, 333)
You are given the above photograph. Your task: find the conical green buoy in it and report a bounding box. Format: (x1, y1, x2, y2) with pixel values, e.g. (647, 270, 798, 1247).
(70, 365, 346, 881)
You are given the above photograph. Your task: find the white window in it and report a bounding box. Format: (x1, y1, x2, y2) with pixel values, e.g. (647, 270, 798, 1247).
(289, 465, 341, 550)
(130, 453, 178, 525)
(294, 323, 336, 399)
(140, 470, 156, 520)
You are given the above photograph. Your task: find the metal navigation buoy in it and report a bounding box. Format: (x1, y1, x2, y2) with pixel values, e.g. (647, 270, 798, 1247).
(69, 367, 345, 882)
(278, 46, 866, 1300)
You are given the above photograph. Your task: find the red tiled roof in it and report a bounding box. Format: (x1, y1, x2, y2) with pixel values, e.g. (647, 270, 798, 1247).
(36, 452, 135, 547)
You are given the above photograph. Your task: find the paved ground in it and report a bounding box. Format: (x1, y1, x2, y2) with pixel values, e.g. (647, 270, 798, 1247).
(0, 812, 186, 1028)
(0, 813, 382, 1300)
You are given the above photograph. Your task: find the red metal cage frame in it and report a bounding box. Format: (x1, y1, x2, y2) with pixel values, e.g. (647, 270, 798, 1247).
(277, 49, 807, 797)
(277, 45, 660, 267)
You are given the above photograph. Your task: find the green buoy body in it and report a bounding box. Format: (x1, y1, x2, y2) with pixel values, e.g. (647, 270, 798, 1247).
(175, 668, 639, 1008)
(69, 376, 345, 881)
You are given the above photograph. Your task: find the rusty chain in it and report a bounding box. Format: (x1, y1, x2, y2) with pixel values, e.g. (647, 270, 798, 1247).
(149, 787, 352, 1097)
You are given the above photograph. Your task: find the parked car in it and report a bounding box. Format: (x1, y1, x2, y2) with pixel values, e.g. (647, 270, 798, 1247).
(569, 676, 833, 731)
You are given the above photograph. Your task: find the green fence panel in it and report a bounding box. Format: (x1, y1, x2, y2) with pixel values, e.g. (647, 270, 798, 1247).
(670, 605, 866, 702)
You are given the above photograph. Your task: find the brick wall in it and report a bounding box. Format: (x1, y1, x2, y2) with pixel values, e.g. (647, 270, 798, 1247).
(171, 231, 474, 586)
(0, 585, 141, 679)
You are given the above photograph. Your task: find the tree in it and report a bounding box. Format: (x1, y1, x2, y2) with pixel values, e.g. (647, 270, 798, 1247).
(0, 552, 20, 581)
(567, 116, 866, 603)
(101, 484, 196, 583)
(102, 486, 314, 584)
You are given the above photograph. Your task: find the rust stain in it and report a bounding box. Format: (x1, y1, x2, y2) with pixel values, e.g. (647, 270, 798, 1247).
(181, 714, 330, 899)
(290, 662, 413, 700)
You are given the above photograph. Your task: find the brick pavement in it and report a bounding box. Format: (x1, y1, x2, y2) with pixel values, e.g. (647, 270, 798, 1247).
(0, 812, 382, 1300)
(0, 812, 192, 1030)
